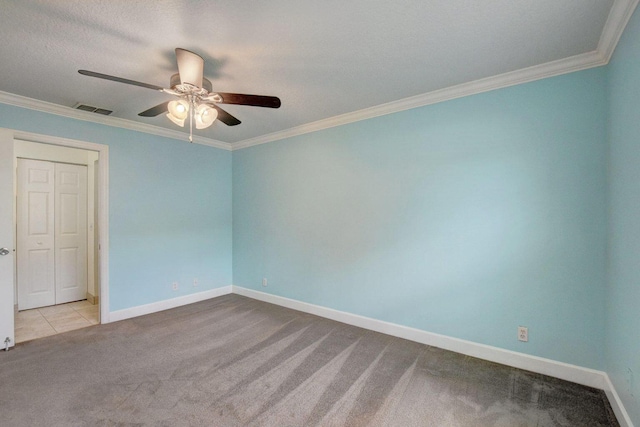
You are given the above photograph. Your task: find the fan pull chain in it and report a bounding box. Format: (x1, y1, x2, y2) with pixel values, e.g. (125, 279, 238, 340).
(189, 97, 194, 143)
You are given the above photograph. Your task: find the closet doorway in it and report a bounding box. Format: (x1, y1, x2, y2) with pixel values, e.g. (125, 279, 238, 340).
(17, 159, 88, 310)
(14, 140, 100, 342)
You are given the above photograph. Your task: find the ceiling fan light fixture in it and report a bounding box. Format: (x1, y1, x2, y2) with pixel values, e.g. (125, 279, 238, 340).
(78, 47, 281, 140)
(195, 104, 217, 129)
(166, 112, 185, 127)
(175, 48, 204, 88)
(167, 99, 189, 127)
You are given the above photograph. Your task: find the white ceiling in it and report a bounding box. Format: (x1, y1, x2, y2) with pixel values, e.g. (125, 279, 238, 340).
(0, 0, 636, 148)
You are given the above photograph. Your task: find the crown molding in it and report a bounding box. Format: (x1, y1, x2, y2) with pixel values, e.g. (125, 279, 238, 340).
(1, 0, 636, 153)
(598, 0, 640, 63)
(231, 50, 606, 150)
(0, 90, 232, 151)
(232, 0, 638, 151)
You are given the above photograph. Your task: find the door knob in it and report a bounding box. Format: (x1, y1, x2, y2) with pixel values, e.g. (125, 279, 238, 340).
(0, 248, 10, 256)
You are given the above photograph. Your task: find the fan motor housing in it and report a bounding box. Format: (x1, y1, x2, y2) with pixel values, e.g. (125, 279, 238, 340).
(170, 73, 212, 93)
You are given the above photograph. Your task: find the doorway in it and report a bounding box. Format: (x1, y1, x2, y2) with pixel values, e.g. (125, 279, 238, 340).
(0, 129, 109, 349)
(13, 139, 101, 343)
(17, 159, 89, 310)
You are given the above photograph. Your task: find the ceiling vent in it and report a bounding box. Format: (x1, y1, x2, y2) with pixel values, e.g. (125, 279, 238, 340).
(73, 103, 113, 115)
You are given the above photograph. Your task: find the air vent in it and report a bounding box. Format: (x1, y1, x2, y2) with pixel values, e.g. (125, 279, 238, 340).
(74, 104, 113, 115)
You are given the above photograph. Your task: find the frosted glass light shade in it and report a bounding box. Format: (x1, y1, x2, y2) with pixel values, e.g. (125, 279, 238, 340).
(195, 104, 217, 129)
(167, 99, 189, 127)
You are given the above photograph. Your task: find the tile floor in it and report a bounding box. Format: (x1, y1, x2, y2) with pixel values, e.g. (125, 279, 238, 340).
(14, 300, 99, 343)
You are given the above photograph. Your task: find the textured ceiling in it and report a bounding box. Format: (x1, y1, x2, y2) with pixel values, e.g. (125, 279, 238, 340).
(0, 0, 626, 145)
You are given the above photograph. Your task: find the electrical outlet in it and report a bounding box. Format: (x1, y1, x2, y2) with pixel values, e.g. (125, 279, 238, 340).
(627, 368, 634, 397)
(193, 278, 199, 287)
(172, 282, 179, 291)
(518, 326, 528, 342)
(262, 278, 268, 287)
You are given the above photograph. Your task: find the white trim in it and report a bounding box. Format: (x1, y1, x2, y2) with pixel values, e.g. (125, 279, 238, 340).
(62, 282, 634, 424)
(604, 374, 636, 427)
(0, 1, 637, 152)
(0, 129, 16, 348)
(230, 51, 607, 150)
(13, 131, 106, 153)
(11, 130, 111, 324)
(0, 91, 232, 151)
(230, 0, 639, 150)
(109, 286, 233, 322)
(598, 0, 640, 63)
(232, 286, 606, 389)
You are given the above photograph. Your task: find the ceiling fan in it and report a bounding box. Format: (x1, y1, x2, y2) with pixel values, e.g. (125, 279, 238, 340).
(78, 48, 281, 142)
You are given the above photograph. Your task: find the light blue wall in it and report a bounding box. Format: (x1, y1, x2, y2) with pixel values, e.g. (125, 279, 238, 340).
(606, 6, 640, 424)
(0, 104, 233, 311)
(233, 68, 609, 369)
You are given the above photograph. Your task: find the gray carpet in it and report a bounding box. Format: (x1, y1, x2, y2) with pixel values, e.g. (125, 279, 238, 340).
(0, 294, 619, 426)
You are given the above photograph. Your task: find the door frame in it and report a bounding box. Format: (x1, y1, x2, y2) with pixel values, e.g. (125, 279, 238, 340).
(12, 130, 110, 326)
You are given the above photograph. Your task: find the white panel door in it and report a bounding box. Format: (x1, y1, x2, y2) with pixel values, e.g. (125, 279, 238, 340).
(55, 163, 88, 304)
(0, 129, 15, 347)
(17, 159, 56, 310)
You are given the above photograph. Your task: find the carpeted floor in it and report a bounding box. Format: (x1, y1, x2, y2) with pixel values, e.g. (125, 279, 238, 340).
(0, 294, 619, 426)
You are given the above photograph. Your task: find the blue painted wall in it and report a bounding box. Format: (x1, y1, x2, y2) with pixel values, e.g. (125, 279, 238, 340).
(0, 104, 233, 311)
(233, 68, 609, 369)
(606, 6, 640, 424)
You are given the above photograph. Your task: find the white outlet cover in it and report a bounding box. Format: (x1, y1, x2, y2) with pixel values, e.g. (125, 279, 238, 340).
(262, 278, 268, 287)
(172, 282, 179, 291)
(518, 326, 528, 342)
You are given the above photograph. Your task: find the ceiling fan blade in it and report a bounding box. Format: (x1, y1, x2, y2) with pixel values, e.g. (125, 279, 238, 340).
(216, 93, 281, 108)
(175, 48, 204, 87)
(78, 70, 164, 91)
(209, 104, 241, 126)
(138, 101, 170, 117)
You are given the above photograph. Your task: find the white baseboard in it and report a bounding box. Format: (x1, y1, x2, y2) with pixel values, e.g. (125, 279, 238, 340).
(109, 286, 233, 322)
(102, 284, 633, 425)
(86, 292, 99, 305)
(233, 286, 636, 424)
(232, 286, 606, 389)
(604, 374, 635, 427)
